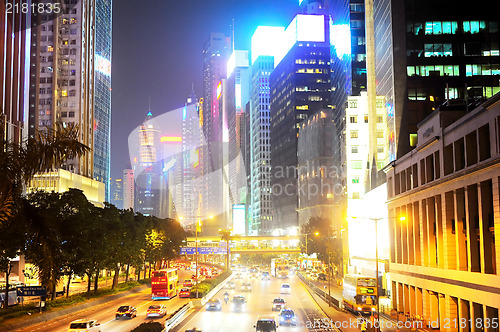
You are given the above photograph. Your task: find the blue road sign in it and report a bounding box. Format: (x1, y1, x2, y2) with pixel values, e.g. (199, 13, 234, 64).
(17, 286, 47, 297)
(179, 247, 229, 255)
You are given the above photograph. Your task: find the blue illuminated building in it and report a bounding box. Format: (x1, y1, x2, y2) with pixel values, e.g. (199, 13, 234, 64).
(94, 0, 113, 201)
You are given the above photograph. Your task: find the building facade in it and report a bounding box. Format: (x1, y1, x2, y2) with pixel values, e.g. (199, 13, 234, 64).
(385, 95, 500, 329)
(270, 11, 332, 234)
(122, 168, 134, 210)
(1, 0, 30, 145)
(93, 0, 113, 202)
(373, 0, 500, 161)
(28, 0, 95, 178)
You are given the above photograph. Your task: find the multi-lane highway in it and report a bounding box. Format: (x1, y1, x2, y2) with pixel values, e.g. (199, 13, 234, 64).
(174, 272, 336, 332)
(13, 270, 195, 332)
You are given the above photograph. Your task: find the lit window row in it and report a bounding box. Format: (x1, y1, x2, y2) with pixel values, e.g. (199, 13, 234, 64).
(465, 64, 500, 76)
(407, 65, 459, 77)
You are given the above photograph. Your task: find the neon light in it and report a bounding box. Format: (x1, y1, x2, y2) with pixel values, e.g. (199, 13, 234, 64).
(299, 0, 304, 4)
(227, 50, 249, 78)
(163, 158, 176, 173)
(330, 22, 351, 59)
(216, 81, 222, 100)
(182, 106, 186, 120)
(251, 26, 285, 65)
(95, 54, 111, 77)
(160, 136, 182, 143)
(192, 149, 199, 168)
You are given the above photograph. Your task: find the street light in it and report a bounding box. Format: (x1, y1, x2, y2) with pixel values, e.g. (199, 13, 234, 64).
(179, 215, 213, 299)
(304, 231, 319, 255)
(350, 215, 406, 331)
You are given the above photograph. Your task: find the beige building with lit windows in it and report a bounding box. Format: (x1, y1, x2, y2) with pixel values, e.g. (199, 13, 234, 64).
(385, 95, 500, 331)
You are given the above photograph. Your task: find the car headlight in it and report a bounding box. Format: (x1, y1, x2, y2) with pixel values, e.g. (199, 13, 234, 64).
(357, 307, 362, 311)
(372, 308, 376, 311)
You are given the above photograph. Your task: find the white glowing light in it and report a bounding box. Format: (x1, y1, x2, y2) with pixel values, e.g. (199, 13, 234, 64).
(251, 26, 285, 65)
(330, 22, 351, 59)
(95, 54, 111, 77)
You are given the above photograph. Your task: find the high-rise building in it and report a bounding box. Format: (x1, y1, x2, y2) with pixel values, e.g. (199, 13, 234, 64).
(385, 95, 500, 329)
(110, 178, 123, 209)
(372, 0, 500, 160)
(1, 1, 30, 145)
(226, 50, 251, 230)
(270, 9, 332, 234)
(28, 0, 95, 177)
(26, 0, 105, 205)
(297, 109, 337, 227)
(134, 111, 160, 216)
(201, 32, 231, 228)
(249, 26, 284, 235)
(93, 0, 113, 202)
(122, 169, 134, 210)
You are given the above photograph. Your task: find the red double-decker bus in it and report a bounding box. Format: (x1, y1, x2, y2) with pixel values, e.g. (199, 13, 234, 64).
(151, 268, 178, 300)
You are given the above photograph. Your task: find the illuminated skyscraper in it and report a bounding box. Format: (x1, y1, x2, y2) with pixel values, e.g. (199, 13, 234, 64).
(122, 169, 134, 210)
(201, 32, 231, 227)
(135, 111, 160, 216)
(110, 178, 123, 209)
(93, 0, 113, 202)
(226, 50, 251, 228)
(28, 0, 95, 177)
(249, 26, 284, 235)
(26, 0, 105, 205)
(269, 8, 333, 234)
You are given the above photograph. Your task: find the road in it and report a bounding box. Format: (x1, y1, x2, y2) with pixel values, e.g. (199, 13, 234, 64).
(174, 272, 338, 332)
(13, 270, 196, 332)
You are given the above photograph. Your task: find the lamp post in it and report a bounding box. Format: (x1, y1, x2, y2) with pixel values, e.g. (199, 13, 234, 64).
(304, 231, 319, 256)
(180, 215, 213, 298)
(350, 216, 405, 332)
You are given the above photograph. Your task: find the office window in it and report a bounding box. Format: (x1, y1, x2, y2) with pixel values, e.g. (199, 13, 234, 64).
(351, 161, 362, 169)
(351, 146, 358, 153)
(463, 21, 486, 34)
(350, 116, 357, 123)
(352, 177, 360, 184)
(350, 130, 358, 138)
(364, 115, 368, 123)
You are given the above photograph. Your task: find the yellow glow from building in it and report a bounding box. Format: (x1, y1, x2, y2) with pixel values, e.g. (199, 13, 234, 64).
(160, 136, 182, 143)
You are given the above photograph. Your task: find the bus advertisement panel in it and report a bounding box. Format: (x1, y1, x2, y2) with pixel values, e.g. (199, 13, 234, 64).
(151, 268, 178, 300)
(271, 258, 289, 278)
(342, 274, 377, 314)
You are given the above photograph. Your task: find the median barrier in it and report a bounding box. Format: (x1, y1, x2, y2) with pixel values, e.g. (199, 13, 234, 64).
(297, 272, 340, 309)
(163, 272, 233, 331)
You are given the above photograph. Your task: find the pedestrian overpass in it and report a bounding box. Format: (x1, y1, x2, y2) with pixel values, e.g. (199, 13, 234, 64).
(184, 235, 301, 254)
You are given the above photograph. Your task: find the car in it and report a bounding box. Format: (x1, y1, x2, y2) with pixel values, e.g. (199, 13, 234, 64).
(279, 308, 297, 326)
(68, 319, 101, 331)
(115, 305, 137, 319)
(271, 298, 286, 311)
(183, 279, 194, 287)
(231, 295, 247, 312)
(254, 315, 278, 332)
(317, 273, 327, 281)
(146, 304, 166, 318)
(280, 283, 291, 294)
(241, 282, 252, 292)
(205, 298, 222, 311)
(261, 271, 270, 280)
(179, 287, 191, 298)
(234, 273, 243, 280)
(225, 281, 236, 289)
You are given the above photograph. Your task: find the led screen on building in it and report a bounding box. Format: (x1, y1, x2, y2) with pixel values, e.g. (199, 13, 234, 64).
(232, 204, 246, 235)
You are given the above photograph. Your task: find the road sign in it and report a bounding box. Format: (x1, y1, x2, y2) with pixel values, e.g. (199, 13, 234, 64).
(17, 286, 46, 297)
(179, 247, 229, 255)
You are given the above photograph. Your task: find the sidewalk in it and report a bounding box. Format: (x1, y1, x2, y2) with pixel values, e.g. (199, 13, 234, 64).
(299, 273, 417, 332)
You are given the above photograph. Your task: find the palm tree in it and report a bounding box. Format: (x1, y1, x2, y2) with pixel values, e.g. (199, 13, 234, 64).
(0, 118, 89, 307)
(0, 121, 89, 224)
(218, 229, 232, 270)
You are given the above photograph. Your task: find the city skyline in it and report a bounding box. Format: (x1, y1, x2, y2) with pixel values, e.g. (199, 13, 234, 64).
(110, 0, 299, 180)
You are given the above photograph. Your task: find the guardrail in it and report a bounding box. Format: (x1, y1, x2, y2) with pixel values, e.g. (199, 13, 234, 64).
(163, 303, 190, 332)
(162, 272, 234, 331)
(297, 272, 340, 309)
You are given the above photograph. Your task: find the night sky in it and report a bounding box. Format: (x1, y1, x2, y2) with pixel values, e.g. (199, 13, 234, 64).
(111, 0, 299, 180)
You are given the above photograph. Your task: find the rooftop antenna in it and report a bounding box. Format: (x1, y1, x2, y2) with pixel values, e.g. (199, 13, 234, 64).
(231, 18, 235, 52)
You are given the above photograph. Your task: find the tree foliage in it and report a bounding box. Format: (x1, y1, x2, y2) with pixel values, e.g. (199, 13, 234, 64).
(300, 216, 343, 268)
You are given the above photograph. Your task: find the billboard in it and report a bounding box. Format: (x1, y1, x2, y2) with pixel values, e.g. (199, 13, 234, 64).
(232, 204, 246, 235)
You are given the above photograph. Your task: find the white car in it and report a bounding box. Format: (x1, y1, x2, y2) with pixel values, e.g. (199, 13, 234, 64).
(280, 283, 291, 294)
(68, 319, 101, 332)
(146, 304, 166, 318)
